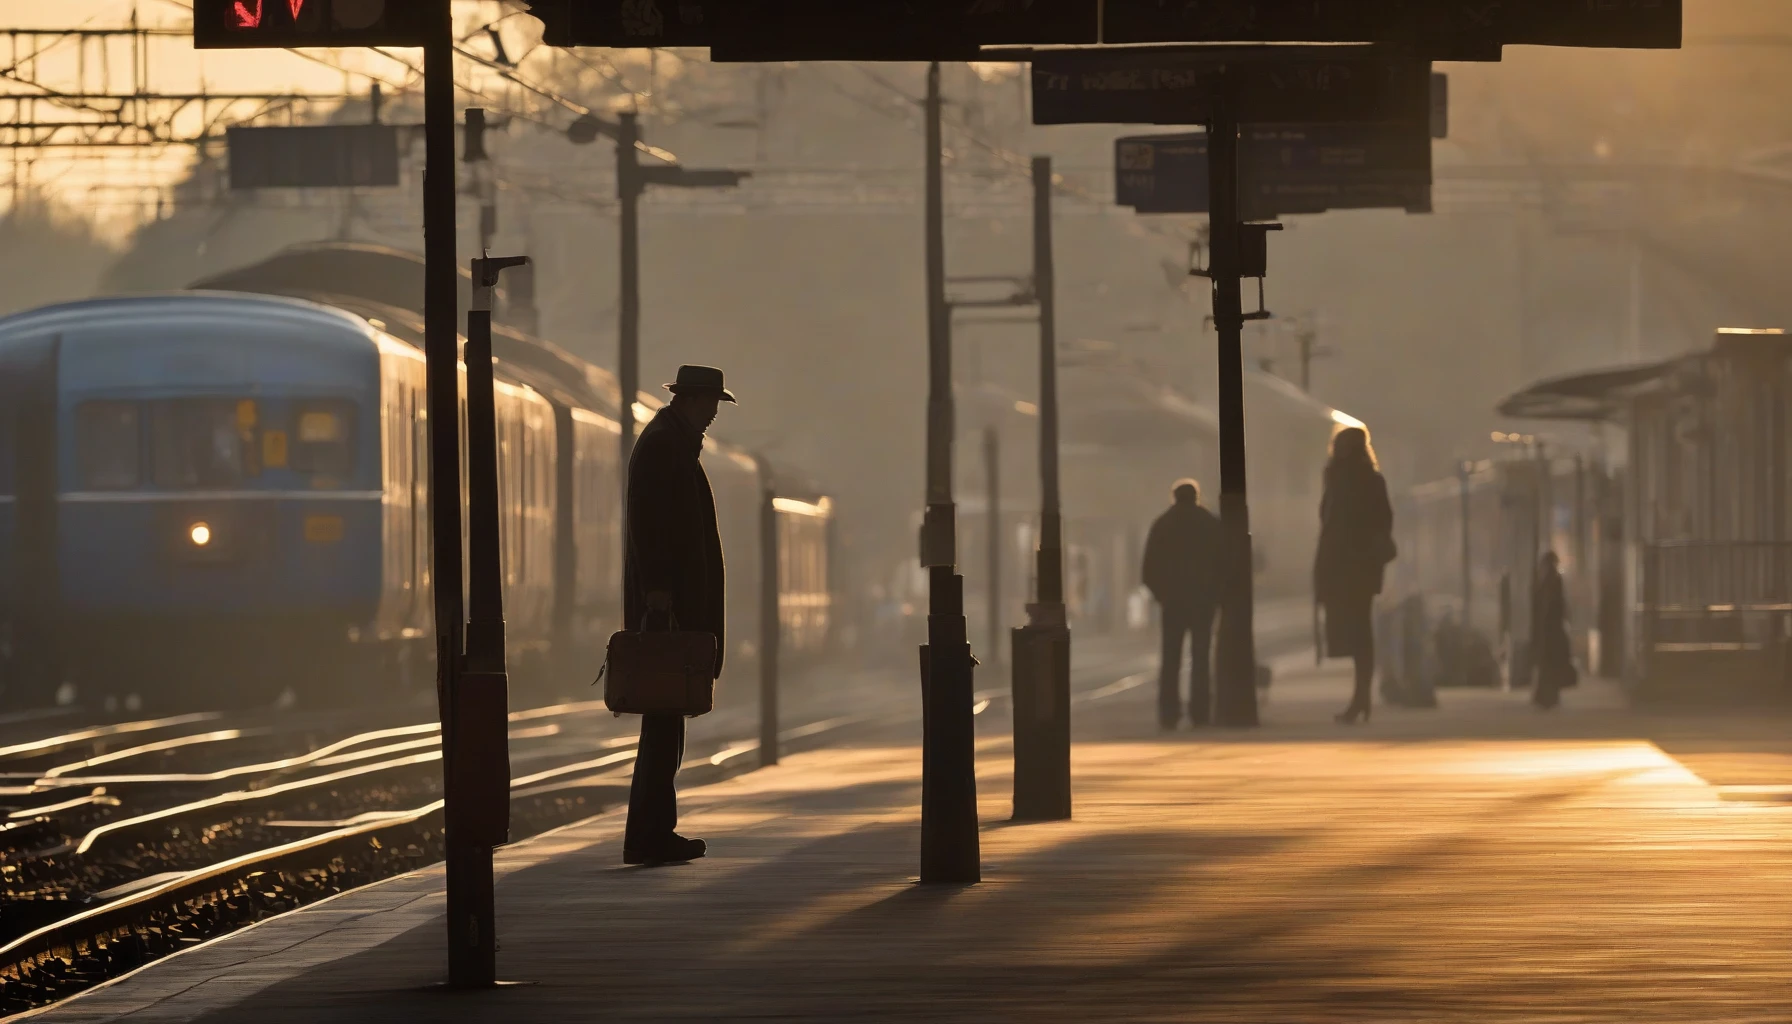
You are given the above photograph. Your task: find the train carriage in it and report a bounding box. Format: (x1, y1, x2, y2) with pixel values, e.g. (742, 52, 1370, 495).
(0, 257, 838, 710)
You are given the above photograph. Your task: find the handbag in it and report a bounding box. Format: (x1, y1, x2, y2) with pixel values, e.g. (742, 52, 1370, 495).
(1376, 533, 1398, 565)
(597, 610, 718, 717)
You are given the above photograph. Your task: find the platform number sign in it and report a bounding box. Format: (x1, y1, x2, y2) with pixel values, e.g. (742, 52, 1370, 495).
(193, 0, 429, 49)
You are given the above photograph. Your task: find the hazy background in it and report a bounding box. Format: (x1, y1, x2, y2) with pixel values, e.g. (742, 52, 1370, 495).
(4, 0, 1790, 575)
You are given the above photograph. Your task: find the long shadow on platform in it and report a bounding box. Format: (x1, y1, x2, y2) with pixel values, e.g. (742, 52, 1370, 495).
(181, 747, 1671, 1023)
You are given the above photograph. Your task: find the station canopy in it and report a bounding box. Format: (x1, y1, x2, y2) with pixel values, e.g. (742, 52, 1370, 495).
(1495, 362, 1677, 423)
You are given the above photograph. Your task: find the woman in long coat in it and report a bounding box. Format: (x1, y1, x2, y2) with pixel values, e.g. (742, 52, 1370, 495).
(1314, 426, 1395, 724)
(1530, 551, 1575, 709)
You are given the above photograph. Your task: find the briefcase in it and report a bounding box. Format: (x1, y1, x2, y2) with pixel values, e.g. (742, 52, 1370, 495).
(600, 625, 718, 717)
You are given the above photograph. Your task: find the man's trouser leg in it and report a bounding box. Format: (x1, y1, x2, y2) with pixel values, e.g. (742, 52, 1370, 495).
(625, 712, 685, 849)
(1186, 603, 1217, 726)
(1158, 608, 1188, 728)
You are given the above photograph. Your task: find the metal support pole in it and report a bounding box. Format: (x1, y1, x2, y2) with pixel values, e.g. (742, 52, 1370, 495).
(1033, 157, 1064, 617)
(918, 61, 979, 884)
(759, 462, 780, 767)
(1459, 461, 1473, 628)
(466, 108, 496, 256)
(617, 111, 641, 508)
(1207, 91, 1261, 729)
(985, 425, 1001, 667)
(1297, 324, 1314, 392)
(1013, 154, 1071, 822)
(424, 7, 491, 989)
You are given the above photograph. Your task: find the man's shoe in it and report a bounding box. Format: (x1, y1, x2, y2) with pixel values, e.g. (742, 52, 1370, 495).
(623, 834, 707, 866)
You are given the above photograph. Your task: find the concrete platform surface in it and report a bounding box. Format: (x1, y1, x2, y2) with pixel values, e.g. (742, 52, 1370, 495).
(28, 660, 1792, 1023)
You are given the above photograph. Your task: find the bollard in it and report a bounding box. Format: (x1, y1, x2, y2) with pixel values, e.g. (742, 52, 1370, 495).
(1010, 620, 1071, 821)
(919, 567, 980, 884)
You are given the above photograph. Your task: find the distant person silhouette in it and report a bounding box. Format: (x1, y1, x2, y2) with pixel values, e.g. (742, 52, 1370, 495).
(1530, 551, 1576, 709)
(1314, 427, 1395, 725)
(1141, 479, 1223, 729)
(622, 365, 733, 866)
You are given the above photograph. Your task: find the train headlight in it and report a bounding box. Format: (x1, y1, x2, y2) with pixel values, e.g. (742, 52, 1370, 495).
(189, 522, 213, 547)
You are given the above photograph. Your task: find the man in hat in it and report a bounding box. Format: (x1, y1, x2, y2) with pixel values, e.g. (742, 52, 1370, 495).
(622, 365, 735, 865)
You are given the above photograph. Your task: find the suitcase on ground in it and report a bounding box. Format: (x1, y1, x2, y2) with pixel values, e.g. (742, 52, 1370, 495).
(601, 625, 718, 717)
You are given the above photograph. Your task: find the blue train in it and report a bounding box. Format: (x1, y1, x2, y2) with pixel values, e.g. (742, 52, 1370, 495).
(0, 246, 835, 710)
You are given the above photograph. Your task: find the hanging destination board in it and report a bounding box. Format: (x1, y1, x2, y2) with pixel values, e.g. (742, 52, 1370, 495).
(523, 0, 1679, 59)
(1033, 47, 1432, 126)
(527, 0, 1098, 57)
(1101, 0, 1681, 52)
(1114, 124, 1433, 219)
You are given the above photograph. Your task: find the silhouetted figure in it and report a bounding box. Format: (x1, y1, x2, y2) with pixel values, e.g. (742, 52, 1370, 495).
(1314, 427, 1395, 725)
(1530, 551, 1576, 710)
(623, 365, 734, 866)
(1141, 479, 1223, 729)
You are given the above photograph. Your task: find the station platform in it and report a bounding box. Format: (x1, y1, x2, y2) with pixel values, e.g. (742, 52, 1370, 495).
(28, 654, 1792, 1023)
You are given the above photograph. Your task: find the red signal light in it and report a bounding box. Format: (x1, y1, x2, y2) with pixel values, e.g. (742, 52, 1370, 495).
(196, 0, 421, 48)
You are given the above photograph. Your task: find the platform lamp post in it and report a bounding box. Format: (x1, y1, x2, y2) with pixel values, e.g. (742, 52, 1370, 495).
(449, 250, 529, 988)
(1012, 156, 1072, 821)
(918, 60, 980, 885)
(565, 112, 748, 610)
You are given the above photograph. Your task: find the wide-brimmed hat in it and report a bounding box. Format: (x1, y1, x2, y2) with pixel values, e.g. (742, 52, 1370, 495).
(663, 364, 736, 403)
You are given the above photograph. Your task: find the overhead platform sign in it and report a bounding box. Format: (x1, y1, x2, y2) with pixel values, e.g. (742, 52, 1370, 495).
(1102, 0, 1682, 57)
(1033, 47, 1432, 126)
(1115, 124, 1433, 219)
(523, 0, 1678, 59)
(227, 125, 402, 189)
(527, 0, 1098, 58)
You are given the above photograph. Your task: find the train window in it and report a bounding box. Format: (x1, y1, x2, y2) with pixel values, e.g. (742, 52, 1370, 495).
(291, 401, 356, 480)
(150, 399, 253, 489)
(76, 402, 142, 490)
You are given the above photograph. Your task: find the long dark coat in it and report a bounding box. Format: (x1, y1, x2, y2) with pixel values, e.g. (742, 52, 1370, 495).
(1531, 566, 1574, 693)
(1141, 501, 1223, 609)
(1313, 464, 1394, 603)
(624, 407, 725, 677)
(1315, 463, 1393, 658)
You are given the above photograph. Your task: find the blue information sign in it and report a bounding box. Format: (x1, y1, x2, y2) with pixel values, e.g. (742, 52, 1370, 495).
(1115, 123, 1433, 219)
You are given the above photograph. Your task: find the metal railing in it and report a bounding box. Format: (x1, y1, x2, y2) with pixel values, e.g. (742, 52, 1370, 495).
(1642, 541, 1792, 613)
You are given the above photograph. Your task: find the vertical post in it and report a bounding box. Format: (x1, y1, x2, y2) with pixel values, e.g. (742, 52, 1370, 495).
(759, 462, 780, 767)
(1459, 461, 1473, 629)
(423, 4, 489, 989)
(1012, 155, 1071, 822)
(1207, 89, 1261, 729)
(1033, 157, 1064, 615)
(985, 425, 1001, 668)
(465, 109, 495, 255)
(617, 112, 642, 502)
(1626, 240, 1643, 362)
(918, 61, 980, 885)
(1297, 324, 1314, 392)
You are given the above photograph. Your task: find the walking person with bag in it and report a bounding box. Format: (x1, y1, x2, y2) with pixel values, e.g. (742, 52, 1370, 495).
(1141, 479, 1223, 729)
(619, 365, 734, 865)
(1314, 426, 1396, 725)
